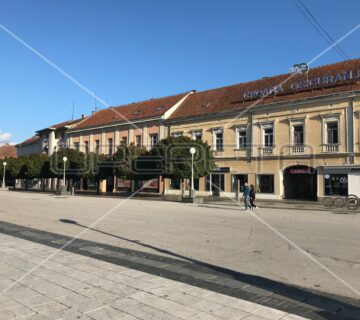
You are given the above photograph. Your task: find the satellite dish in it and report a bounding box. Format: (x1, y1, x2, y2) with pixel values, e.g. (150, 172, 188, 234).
(289, 63, 309, 75)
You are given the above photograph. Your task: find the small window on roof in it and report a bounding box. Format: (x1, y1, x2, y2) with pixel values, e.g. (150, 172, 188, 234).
(201, 102, 210, 108)
(156, 106, 165, 111)
(133, 110, 141, 115)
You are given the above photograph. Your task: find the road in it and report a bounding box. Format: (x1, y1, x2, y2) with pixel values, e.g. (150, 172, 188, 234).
(0, 190, 359, 303)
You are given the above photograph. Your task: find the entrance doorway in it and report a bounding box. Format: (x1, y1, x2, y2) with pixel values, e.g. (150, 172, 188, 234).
(212, 174, 224, 196)
(283, 166, 317, 200)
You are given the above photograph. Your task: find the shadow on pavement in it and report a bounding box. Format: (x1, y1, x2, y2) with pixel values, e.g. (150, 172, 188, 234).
(58, 218, 360, 320)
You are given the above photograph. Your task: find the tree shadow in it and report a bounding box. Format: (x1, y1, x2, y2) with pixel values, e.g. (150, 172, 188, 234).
(59, 219, 360, 319)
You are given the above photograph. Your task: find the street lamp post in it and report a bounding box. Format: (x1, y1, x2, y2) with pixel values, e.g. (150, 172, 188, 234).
(189, 147, 196, 198)
(62, 157, 68, 188)
(2, 162, 7, 189)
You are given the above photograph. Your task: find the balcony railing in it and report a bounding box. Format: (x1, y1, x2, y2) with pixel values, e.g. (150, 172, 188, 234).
(260, 146, 274, 156)
(291, 145, 305, 154)
(324, 144, 339, 153)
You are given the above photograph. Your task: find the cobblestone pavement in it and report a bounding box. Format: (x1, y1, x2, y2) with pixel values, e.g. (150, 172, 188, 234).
(0, 232, 310, 320)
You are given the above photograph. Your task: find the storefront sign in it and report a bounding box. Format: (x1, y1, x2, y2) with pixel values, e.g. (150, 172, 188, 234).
(243, 69, 360, 100)
(288, 168, 312, 174)
(213, 167, 230, 173)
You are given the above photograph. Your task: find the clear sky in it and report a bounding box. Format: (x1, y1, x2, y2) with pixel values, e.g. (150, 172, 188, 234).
(1, 0, 360, 144)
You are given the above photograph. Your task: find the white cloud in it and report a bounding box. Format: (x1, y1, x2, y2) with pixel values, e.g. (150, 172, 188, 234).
(0, 132, 13, 145)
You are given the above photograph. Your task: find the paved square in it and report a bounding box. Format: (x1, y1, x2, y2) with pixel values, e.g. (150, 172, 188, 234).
(0, 232, 308, 320)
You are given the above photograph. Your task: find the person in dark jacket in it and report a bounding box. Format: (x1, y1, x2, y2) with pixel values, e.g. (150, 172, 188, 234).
(250, 184, 257, 210)
(243, 182, 251, 210)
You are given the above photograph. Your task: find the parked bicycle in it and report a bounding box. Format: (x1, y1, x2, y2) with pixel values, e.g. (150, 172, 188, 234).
(323, 194, 359, 210)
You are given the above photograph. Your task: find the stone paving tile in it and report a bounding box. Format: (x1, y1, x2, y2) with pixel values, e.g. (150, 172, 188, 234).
(211, 306, 250, 319)
(0, 231, 311, 320)
(0, 305, 36, 320)
(130, 290, 200, 319)
(112, 297, 169, 319)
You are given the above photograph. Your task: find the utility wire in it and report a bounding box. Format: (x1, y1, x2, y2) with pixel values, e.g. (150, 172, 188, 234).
(293, 0, 351, 60)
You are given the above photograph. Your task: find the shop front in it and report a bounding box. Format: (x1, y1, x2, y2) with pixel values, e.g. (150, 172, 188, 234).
(322, 166, 360, 198)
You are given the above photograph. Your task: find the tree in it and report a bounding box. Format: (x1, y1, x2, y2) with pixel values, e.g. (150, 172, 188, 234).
(50, 149, 87, 187)
(132, 136, 215, 193)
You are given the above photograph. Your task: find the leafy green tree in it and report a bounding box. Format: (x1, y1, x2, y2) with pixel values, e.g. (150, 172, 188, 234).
(50, 149, 87, 186)
(132, 136, 215, 192)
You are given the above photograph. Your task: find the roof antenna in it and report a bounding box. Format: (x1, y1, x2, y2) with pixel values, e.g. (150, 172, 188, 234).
(71, 100, 75, 120)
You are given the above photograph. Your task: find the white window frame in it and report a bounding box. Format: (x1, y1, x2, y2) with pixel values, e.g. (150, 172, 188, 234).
(289, 119, 305, 146)
(212, 128, 224, 151)
(135, 135, 142, 147)
(235, 126, 248, 149)
(192, 130, 203, 141)
(260, 122, 275, 148)
(172, 131, 183, 138)
(322, 114, 340, 145)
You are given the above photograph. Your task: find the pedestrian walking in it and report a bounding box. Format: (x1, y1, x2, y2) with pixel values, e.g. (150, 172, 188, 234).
(250, 184, 257, 210)
(243, 182, 251, 211)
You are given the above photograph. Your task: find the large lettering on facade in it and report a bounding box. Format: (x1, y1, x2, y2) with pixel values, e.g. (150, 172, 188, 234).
(243, 69, 360, 100)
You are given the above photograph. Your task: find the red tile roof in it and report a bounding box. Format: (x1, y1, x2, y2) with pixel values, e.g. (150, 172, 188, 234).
(37, 117, 86, 132)
(169, 58, 360, 120)
(73, 93, 188, 130)
(0, 145, 17, 159)
(16, 135, 41, 147)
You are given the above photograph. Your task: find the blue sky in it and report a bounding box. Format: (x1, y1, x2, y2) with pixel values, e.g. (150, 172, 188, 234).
(1, 0, 360, 143)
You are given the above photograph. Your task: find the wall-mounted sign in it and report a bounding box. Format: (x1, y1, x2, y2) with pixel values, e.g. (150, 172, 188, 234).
(243, 69, 360, 100)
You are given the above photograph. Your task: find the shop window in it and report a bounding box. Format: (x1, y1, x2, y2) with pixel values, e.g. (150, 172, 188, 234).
(324, 174, 348, 196)
(194, 178, 199, 191)
(170, 178, 181, 190)
(257, 174, 274, 193)
(231, 174, 248, 192)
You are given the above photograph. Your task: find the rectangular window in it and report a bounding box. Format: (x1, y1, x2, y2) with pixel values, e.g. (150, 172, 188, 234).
(170, 178, 181, 190)
(172, 132, 183, 137)
(84, 141, 89, 154)
(293, 125, 304, 145)
(150, 134, 158, 147)
(214, 130, 223, 151)
(108, 138, 113, 155)
(264, 127, 274, 147)
(95, 140, 100, 155)
(193, 131, 202, 141)
(324, 174, 348, 196)
(257, 174, 274, 193)
(74, 142, 80, 151)
(205, 175, 211, 191)
(121, 137, 127, 146)
(231, 174, 248, 192)
(135, 135, 142, 147)
(326, 121, 339, 144)
(237, 128, 247, 149)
